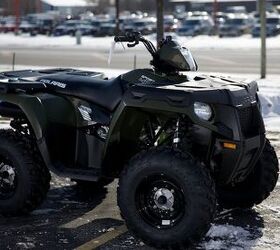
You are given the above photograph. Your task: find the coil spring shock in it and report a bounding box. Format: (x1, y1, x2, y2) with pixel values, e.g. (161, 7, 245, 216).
(173, 116, 192, 152)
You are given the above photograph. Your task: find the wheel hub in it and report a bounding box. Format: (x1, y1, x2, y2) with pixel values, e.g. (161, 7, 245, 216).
(0, 162, 17, 199)
(0, 163, 15, 186)
(154, 188, 174, 211)
(136, 174, 185, 229)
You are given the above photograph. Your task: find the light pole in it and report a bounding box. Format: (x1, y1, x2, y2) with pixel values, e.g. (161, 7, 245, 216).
(14, 0, 20, 35)
(259, 0, 266, 79)
(156, 0, 164, 47)
(213, 0, 218, 34)
(115, 0, 120, 35)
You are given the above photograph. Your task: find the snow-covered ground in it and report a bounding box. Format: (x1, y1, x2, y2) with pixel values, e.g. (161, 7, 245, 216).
(0, 33, 279, 50)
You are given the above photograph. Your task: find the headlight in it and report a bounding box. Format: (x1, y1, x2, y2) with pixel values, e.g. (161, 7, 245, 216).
(194, 102, 213, 121)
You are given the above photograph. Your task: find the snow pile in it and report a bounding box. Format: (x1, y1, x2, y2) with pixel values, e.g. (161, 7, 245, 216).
(201, 224, 251, 250)
(0, 33, 279, 50)
(201, 223, 277, 250)
(257, 78, 280, 132)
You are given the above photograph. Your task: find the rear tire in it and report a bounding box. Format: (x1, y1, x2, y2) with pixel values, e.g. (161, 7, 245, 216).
(0, 129, 50, 216)
(217, 139, 279, 209)
(118, 148, 216, 249)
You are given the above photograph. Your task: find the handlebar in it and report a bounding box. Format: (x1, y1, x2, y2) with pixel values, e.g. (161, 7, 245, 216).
(114, 32, 141, 43)
(114, 32, 157, 57)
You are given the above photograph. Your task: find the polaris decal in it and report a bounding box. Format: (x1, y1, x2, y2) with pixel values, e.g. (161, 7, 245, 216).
(78, 105, 93, 122)
(40, 79, 66, 89)
(137, 75, 155, 86)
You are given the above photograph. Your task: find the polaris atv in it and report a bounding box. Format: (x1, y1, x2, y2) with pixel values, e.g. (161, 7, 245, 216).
(0, 32, 278, 249)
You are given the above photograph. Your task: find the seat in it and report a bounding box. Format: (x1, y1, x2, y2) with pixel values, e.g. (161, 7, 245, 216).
(39, 74, 123, 111)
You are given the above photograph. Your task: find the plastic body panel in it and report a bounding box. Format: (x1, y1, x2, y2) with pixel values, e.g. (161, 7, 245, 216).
(0, 68, 266, 185)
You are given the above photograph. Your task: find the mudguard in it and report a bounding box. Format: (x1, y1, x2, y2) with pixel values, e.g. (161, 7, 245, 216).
(0, 93, 47, 140)
(0, 92, 90, 179)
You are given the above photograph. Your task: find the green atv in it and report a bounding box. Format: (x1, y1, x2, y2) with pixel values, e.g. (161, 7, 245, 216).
(0, 32, 278, 249)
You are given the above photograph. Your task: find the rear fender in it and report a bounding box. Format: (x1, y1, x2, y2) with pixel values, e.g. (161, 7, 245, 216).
(0, 93, 47, 139)
(0, 93, 76, 172)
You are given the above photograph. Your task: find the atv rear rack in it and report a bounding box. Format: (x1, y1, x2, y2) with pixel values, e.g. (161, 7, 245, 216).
(0, 81, 46, 94)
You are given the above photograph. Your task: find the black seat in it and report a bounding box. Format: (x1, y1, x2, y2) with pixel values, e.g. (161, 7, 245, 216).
(38, 74, 123, 111)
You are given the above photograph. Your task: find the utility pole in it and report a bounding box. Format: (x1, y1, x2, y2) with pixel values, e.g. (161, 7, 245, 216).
(14, 0, 20, 35)
(213, 0, 218, 34)
(259, 0, 266, 78)
(36, 0, 42, 13)
(115, 0, 120, 35)
(156, 0, 164, 47)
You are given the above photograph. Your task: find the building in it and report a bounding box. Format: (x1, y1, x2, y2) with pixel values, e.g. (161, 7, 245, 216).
(41, 0, 98, 16)
(0, 0, 99, 16)
(170, 0, 280, 12)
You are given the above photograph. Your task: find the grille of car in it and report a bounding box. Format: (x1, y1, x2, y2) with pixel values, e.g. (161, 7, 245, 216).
(238, 107, 252, 136)
(238, 106, 261, 137)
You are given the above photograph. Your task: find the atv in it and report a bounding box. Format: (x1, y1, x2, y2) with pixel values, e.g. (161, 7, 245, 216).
(0, 32, 278, 249)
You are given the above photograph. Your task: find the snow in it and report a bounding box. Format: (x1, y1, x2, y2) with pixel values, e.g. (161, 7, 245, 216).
(0, 33, 279, 50)
(201, 224, 252, 250)
(41, 0, 93, 7)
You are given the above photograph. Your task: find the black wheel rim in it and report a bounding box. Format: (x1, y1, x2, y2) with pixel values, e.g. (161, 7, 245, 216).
(135, 173, 185, 229)
(0, 156, 17, 200)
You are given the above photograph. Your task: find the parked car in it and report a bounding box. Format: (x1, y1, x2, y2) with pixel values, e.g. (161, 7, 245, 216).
(219, 14, 251, 37)
(177, 16, 214, 36)
(226, 6, 247, 14)
(95, 21, 116, 37)
(90, 19, 102, 36)
(125, 18, 156, 35)
(251, 15, 280, 37)
(0, 20, 4, 33)
(19, 21, 37, 34)
(164, 15, 179, 32)
(53, 20, 93, 36)
(2, 20, 17, 33)
(26, 13, 58, 35)
(214, 12, 228, 27)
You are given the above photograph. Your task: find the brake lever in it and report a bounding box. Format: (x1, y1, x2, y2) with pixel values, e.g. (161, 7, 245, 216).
(127, 41, 139, 48)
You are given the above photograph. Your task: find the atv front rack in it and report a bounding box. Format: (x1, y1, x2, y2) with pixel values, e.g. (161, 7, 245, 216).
(0, 81, 46, 94)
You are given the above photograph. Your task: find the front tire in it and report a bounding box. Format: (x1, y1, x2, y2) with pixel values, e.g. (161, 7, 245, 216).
(0, 130, 50, 216)
(118, 148, 216, 249)
(217, 139, 279, 209)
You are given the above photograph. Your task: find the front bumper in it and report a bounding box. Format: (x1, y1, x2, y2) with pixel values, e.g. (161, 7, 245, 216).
(211, 95, 266, 184)
(191, 81, 266, 185)
(213, 133, 265, 185)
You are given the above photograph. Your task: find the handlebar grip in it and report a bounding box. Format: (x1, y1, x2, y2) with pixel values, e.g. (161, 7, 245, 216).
(114, 36, 128, 42)
(114, 35, 135, 43)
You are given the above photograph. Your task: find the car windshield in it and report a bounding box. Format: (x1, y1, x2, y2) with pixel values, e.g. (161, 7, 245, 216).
(183, 20, 200, 26)
(66, 22, 77, 27)
(226, 19, 246, 25)
(134, 22, 146, 27)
